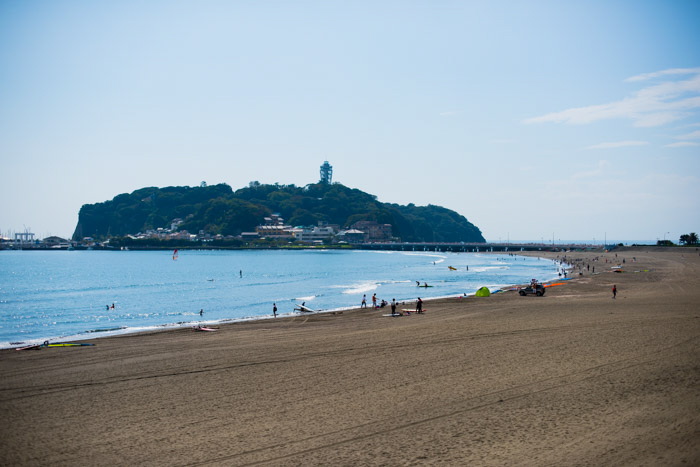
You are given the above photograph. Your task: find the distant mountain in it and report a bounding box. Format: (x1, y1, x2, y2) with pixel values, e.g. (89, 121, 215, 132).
(72, 182, 485, 243)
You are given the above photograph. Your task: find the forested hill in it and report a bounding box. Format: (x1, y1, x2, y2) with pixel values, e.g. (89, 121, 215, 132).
(72, 182, 486, 243)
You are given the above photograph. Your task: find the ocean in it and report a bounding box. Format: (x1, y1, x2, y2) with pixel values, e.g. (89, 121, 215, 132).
(0, 249, 561, 348)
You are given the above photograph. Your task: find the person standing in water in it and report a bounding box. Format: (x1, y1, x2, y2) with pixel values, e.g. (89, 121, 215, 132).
(273, 303, 277, 318)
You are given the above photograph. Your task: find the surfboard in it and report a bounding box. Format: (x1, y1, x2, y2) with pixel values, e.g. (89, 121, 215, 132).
(47, 342, 95, 347)
(401, 309, 425, 312)
(294, 305, 317, 312)
(15, 344, 43, 351)
(194, 326, 217, 332)
(382, 314, 402, 317)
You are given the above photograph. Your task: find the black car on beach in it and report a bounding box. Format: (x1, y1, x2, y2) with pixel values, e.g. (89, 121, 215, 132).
(519, 284, 546, 296)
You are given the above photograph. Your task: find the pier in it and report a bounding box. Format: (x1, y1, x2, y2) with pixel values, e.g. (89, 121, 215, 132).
(358, 242, 606, 252)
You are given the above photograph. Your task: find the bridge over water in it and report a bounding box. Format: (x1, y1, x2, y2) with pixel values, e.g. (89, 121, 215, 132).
(358, 242, 600, 253)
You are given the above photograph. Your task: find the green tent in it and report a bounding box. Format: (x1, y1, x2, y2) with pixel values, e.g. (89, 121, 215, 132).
(475, 286, 490, 297)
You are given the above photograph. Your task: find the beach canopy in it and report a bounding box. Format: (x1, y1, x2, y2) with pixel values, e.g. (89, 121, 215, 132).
(475, 286, 490, 297)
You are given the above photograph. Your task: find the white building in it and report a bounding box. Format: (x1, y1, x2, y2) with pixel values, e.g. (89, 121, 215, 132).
(294, 225, 336, 243)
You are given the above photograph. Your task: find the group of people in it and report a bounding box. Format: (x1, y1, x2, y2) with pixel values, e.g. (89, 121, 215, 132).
(362, 293, 386, 309)
(361, 293, 424, 316)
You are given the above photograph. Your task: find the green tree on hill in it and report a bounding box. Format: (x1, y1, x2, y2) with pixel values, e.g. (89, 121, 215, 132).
(72, 182, 486, 243)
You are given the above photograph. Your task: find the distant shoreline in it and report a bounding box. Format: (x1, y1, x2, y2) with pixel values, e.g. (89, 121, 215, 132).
(1, 242, 680, 253)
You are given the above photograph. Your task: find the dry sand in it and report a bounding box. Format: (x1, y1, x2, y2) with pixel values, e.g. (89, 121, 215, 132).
(1, 247, 699, 466)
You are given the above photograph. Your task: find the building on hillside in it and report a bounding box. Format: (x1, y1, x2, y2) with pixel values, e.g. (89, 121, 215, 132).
(294, 223, 337, 243)
(320, 161, 333, 184)
(255, 213, 294, 239)
(335, 229, 365, 244)
(170, 218, 184, 231)
(350, 221, 393, 242)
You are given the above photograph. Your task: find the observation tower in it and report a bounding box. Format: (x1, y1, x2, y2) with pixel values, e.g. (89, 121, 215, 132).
(320, 161, 333, 184)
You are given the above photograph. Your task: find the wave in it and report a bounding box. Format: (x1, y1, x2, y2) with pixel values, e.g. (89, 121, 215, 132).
(469, 266, 509, 273)
(331, 278, 413, 295)
(295, 295, 319, 301)
(338, 282, 379, 295)
(400, 252, 448, 262)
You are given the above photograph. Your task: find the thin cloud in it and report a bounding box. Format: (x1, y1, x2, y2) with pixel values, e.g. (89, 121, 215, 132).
(524, 68, 700, 128)
(586, 141, 650, 150)
(666, 141, 699, 148)
(439, 111, 460, 116)
(625, 67, 700, 82)
(675, 129, 700, 139)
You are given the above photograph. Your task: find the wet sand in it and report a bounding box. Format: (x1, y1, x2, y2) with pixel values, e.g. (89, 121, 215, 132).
(1, 247, 699, 466)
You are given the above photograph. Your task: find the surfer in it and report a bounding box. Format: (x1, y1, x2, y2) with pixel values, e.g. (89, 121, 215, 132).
(391, 298, 396, 316)
(240, 270, 242, 278)
(416, 297, 423, 314)
(200, 309, 203, 316)
(273, 303, 277, 318)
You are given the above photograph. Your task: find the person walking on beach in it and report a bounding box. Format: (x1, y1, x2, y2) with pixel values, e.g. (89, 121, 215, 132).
(612, 285, 617, 299)
(416, 297, 423, 314)
(391, 298, 396, 316)
(361, 294, 367, 308)
(273, 303, 277, 318)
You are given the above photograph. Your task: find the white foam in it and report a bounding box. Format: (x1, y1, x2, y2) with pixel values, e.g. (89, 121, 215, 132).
(340, 282, 379, 294)
(401, 252, 448, 261)
(470, 266, 509, 273)
(295, 295, 317, 301)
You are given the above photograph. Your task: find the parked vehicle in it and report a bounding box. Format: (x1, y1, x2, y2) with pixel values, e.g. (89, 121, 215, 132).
(519, 284, 546, 296)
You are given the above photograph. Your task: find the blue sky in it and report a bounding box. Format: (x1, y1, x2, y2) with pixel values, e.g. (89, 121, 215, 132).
(1, 0, 699, 243)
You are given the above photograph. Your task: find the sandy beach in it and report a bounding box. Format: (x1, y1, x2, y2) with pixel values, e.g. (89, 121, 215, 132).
(1, 247, 698, 466)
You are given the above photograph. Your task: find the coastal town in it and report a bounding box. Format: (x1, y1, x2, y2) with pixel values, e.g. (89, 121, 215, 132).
(0, 216, 394, 250)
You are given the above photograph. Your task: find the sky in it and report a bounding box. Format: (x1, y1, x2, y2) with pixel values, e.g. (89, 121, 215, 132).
(1, 0, 699, 244)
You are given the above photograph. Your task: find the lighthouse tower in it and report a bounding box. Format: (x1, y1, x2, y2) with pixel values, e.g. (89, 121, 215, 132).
(320, 161, 333, 184)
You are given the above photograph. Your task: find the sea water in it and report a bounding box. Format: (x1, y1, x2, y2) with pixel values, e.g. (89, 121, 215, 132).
(0, 249, 560, 348)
